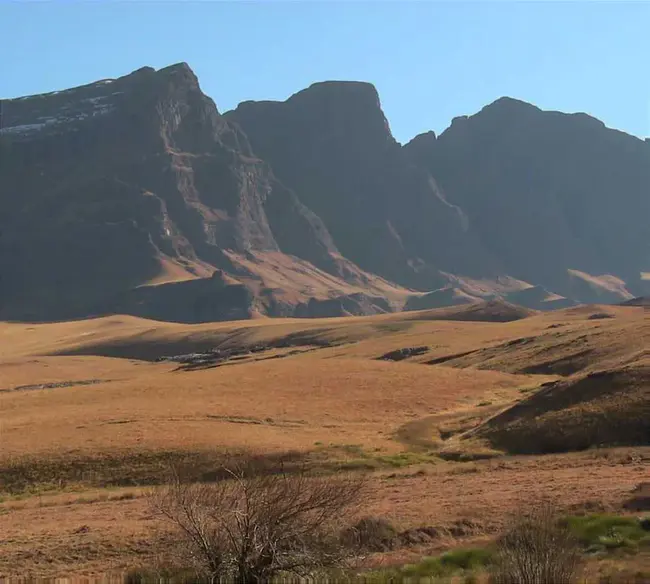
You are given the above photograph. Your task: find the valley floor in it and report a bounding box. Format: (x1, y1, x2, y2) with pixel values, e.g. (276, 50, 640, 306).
(0, 302, 648, 578)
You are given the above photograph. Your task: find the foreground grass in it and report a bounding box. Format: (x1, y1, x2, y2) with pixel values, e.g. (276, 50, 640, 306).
(364, 548, 495, 582)
(360, 515, 650, 583)
(0, 449, 252, 495)
(565, 514, 650, 554)
(0, 444, 447, 497)
(328, 444, 441, 470)
(125, 549, 495, 584)
(123, 515, 650, 583)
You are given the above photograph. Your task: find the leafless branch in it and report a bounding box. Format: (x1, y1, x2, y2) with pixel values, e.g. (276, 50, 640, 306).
(148, 458, 366, 582)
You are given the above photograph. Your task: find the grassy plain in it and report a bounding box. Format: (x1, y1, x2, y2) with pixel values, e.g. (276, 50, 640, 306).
(0, 302, 648, 577)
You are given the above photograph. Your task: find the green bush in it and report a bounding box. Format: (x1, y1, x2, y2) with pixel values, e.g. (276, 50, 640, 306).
(440, 547, 495, 571)
(400, 547, 494, 578)
(361, 546, 493, 583)
(563, 514, 650, 552)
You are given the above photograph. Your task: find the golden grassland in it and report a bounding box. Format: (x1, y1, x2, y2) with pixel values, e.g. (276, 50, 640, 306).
(0, 302, 648, 577)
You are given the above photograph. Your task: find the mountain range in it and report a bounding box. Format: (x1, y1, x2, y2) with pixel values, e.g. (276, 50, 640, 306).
(1, 63, 648, 322)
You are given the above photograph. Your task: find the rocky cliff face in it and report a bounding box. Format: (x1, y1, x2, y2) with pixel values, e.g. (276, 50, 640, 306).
(226, 82, 501, 291)
(0, 64, 361, 321)
(405, 98, 650, 301)
(1, 63, 648, 322)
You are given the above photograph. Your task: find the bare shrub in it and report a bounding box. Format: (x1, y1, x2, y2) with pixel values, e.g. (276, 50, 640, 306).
(490, 503, 582, 584)
(148, 460, 365, 583)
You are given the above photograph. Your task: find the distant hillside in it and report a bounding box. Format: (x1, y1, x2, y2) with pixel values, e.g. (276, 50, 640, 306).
(622, 297, 650, 307)
(471, 365, 650, 454)
(405, 98, 649, 304)
(1, 63, 648, 322)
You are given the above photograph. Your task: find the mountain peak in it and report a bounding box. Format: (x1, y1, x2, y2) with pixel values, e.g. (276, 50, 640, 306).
(477, 96, 609, 131)
(488, 96, 537, 108)
(293, 80, 379, 97)
(227, 78, 394, 154)
(476, 96, 541, 120)
(159, 61, 193, 73)
(407, 130, 437, 146)
(157, 62, 198, 82)
(287, 80, 381, 112)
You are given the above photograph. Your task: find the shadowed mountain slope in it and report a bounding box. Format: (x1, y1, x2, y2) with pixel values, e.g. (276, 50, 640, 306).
(405, 98, 650, 303)
(2, 64, 648, 322)
(226, 82, 501, 290)
(0, 65, 395, 321)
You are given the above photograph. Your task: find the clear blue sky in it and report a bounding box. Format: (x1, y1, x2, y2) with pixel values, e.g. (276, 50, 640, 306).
(1, 1, 648, 143)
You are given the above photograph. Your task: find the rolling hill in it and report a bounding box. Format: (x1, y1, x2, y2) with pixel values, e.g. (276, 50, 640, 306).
(1, 294, 647, 576)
